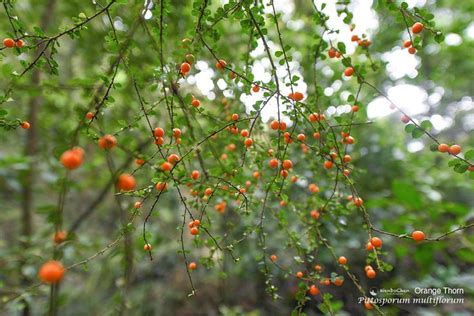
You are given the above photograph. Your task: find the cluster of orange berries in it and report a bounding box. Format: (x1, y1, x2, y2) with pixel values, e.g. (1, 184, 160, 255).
(403, 22, 424, 54)
(154, 126, 182, 146)
(351, 34, 372, 47)
(188, 218, 201, 236)
(327, 47, 341, 59)
(3, 38, 24, 48)
(437, 143, 461, 156)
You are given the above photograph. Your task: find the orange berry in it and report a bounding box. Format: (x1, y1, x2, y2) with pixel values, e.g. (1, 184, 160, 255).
(412, 22, 424, 34)
(98, 134, 117, 150)
(3, 38, 15, 48)
(252, 85, 260, 93)
(310, 210, 320, 219)
(161, 161, 172, 171)
(180, 62, 191, 74)
(134, 201, 142, 209)
(193, 219, 201, 227)
(343, 169, 350, 176)
(328, 47, 337, 58)
(291, 175, 298, 183)
(190, 227, 199, 235)
(412, 230, 425, 242)
(172, 128, 182, 138)
(240, 129, 249, 137)
(144, 243, 152, 251)
(343, 155, 352, 163)
(38, 261, 65, 284)
(448, 144, 461, 155)
(154, 127, 165, 138)
(338, 256, 348, 265)
(309, 285, 320, 296)
(296, 133, 305, 142)
(117, 174, 136, 191)
(253, 171, 260, 179)
(16, 39, 24, 48)
(60, 149, 83, 170)
(370, 237, 382, 248)
(437, 143, 449, 153)
(270, 120, 280, 130)
(323, 160, 334, 169)
(53, 231, 67, 244)
(155, 182, 168, 191)
(314, 265, 322, 272)
(244, 138, 253, 148)
(333, 278, 343, 286)
(231, 113, 239, 121)
(20, 121, 30, 129)
(353, 197, 363, 207)
(191, 98, 200, 107)
(269, 158, 279, 169)
(215, 59, 227, 70)
(292, 92, 304, 101)
(313, 132, 321, 139)
(366, 242, 374, 251)
(280, 170, 289, 178)
(191, 170, 200, 180)
(344, 67, 354, 77)
(296, 271, 303, 278)
(366, 269, 376, 279)
(204, 188, 213, 196)
(408, 47, 416, 54)
(85, 112, 94, 120)
(270, 255, 277, 262)
(279, 121, 287, 131)
(403, 40, 412, 48)
(308, 183, 319, 193)
(351, 35, 359, 42)
(282, 159, 293, 170)
(351, 105, 359, 112)
(135, 158, 145, 166)
(364, 301, 374, 310)
(155, 137, 164, 146)
(167, 154, 180, 164)
(188, 262, 197, 270)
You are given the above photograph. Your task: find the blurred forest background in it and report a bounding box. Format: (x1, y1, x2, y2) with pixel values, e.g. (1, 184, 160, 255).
(0, 0, 473, 315)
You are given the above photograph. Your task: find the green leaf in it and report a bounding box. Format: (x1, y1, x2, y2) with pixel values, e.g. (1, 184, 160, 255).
(411, 127, 424, 138)
(391, 180, 423, 209)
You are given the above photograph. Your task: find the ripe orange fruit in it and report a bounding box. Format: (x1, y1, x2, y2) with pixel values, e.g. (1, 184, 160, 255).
(190, 227, 199, 235)
(412, 22, 424, 34)
(352, 105, 359, 112)
(117, 174, 136, 191)
(172, 128, 181, 138)
(296, 271, 304, 278)
(135, 158, 145, 166)
(408, 47, 416, 54)
(191, 170, 200, 180)
(252, 85, 260, 93)
(154, 127, 165, 138)
(3, 38, 15, 48)
(279, 121, 287, 131)
(188, 262, 197, 270)
(155, 182, 168, 191)
(323, 160, 334, 169)
(364, 301, 374, 310)
(333, 278, 343, 286)
(370, 237, 382, 248)
(366, 269, 376, 279)
(144, 243, 152, 251)
(231, 113, 239, 121)
(366, 242, 374, 251)
(297, 134, 305, 142)
(180, 62, 191, 74)
(280, 170, 288, 178)
(269, 158, 279, 169)
(215, 59, 227, 70)
(403, 40, 412, 48)
(343, 155, 352, 163)
(85, 112, 94, 120)
(308, 183, 319, 193)
(98, 134, 117, 149)
(60, 149, 83, 170)
(20, 121, 30, 129)
(353, 197, 363, 207)
(282, 159, 293, 170)
(191, 98, 200, 107)
(309, 113, 319, 122)
(270, 120, 279, 130)
(240, 129, 249, 137)
(344, 67, 354, 77)
(412, 230, 425, 242)
(270, 254, 277, 262)
(134, 201, 142, 209)
(448, 144, 461, 155)
(38, 261, 65, 284)
(53, 231, 67, 244)
(253, 171, 260, 178)
(338, 256, 348, 265)
(244, 138, 253, 147)
(167, 154, 180, 164)
(204, 188, 213, 196)
(314, 265, 322, 272)
(16, 39, 24, 48)
(437, 143, 449, 153)
(313, 132, 321, 139)
(321, 278, 330, 286)
(309, 285, 320, 296)
(155, 137, 164, 146)
(351, 35, 359, 42)
(328, 47, 337, 58)
(161, 161, 172, 171)
(310, 210, 320, 219)
(292, 92, 304, 101)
